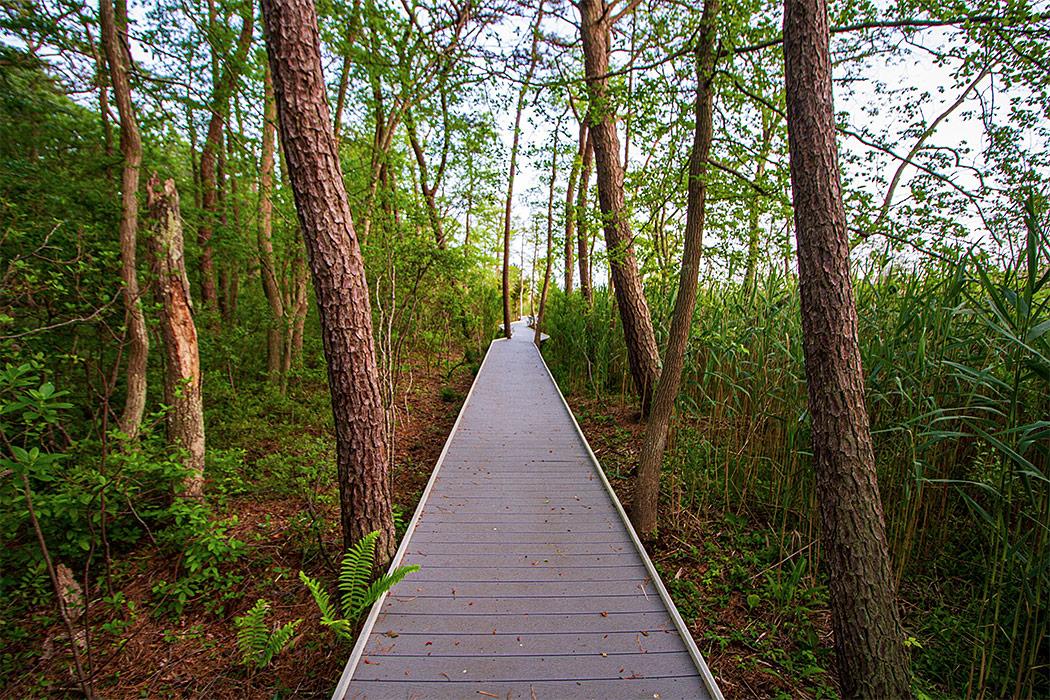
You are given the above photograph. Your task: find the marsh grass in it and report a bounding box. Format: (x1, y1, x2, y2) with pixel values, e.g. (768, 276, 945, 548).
(543, 211, 1049, 697)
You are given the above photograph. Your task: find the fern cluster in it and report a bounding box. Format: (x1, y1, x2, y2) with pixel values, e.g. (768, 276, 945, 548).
(299, 531, 419, 642)
(234, 599, 301, 669)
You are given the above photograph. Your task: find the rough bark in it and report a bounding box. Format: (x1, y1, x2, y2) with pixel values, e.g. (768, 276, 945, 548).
(258, 63, 286, 380)
(502, 2, 544, 339)
(99, 0, 148, 441)
(578, 0, 660, 413)
(197, 5, 254, 312)
(262, 0, 395, 562)
(576, 131, 593, 305)
(631, 0, 719, 538)
(145, 176, 205, 498)
(783, 0, 913, 694)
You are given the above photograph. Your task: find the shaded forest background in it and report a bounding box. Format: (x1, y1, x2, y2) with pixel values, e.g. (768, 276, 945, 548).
(1, 0, 1048, 697)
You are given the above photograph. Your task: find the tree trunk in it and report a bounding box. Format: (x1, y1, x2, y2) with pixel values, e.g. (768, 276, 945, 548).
(564, 120, 584, 295)
(258, 63, 286, 381)
(528, 227, 537, 317)
(145, 175, 205, 498)
(82, 22, 113, 160)
(197, 6, 254, 313)
(631, 0, 719, 538)
(187, 96, 201, 211)
(578, 0, 661, 415)
(623, 12, 636, 168)
(783, 0, 912, 694)
(290, 244, 310, 362)
(576, 131, 593, 305)
(535, 119, 561, 346)
(199, 130, 220, 310)
(217, 126, 240, 326)
(406, 113, 448, 249)
(502, 2, 544, 339)
(226, 118, 243, 325)
(99, 0, 148, 441)
(464, 175, 473, 247)
(262, 0, 396, 563)
(332, 0, 366, 147)
(216, 125, 229, 322)
(519, 232, 527, 319)
(744, 110, 774, 294)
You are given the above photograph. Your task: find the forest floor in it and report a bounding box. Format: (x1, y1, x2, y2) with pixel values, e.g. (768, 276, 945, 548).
(9, 351, 848, 699)
(3, 354, 474, 699)
(568, 394, 841, 700)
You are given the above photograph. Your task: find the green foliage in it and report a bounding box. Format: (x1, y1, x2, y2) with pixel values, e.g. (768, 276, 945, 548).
(299, 532, 419, 643)
(391, 503, 408, 541)
(1, 360, 238, 621)
(545, 199, 1050, 698)
(1, 361, 179, 599)
(152, 500, 246, 616)
(234, 599, 301, 669)
(298, 569, 353, 642)
(541, 288, 629, 398)
(439, 386, 461, 403)
(6, 0, 1047, 694)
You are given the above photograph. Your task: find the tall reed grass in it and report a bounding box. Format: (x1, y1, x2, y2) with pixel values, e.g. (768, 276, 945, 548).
(542, 211, 1048, 697)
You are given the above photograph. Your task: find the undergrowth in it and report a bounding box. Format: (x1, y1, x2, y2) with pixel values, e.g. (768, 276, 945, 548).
(548, 218, 1050, 698)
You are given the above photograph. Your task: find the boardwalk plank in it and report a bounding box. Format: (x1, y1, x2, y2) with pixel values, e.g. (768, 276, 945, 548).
(346, 677, 709, 700)
(393, 580, 657, 598)
(383, 594, 665, 615)
(335, 322, 720, 700)
(350, 649, 699, 681)
(405, 542, 634, 554)
(358, 630, 685, 657)
(371, 611, 677, 635)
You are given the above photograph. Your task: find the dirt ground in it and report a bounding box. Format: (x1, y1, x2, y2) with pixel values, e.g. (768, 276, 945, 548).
(567, 393, 839, 700)
(7, 361, 838, 699)
(4, 361, 473, 699)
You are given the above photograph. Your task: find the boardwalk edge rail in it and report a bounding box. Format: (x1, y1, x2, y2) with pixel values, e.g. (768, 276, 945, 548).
(332, 333, 724, 700)
(530, 340, 725, 700)
(331, 337, 499, 700)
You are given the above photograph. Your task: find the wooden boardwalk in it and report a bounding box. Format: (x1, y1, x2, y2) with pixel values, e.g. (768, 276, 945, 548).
(334, 322, 722, 699)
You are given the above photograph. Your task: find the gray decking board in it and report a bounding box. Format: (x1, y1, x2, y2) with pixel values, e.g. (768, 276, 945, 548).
(335, 322, 721, 700)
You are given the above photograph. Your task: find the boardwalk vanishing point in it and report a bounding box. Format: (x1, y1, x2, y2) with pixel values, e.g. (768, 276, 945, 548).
(335, 321, 723, 699)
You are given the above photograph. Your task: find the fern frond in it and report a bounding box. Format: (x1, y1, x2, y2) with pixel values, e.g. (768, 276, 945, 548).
(262, 618, 302, 666)
(300, 534, 419, 645)
(322, 617, 355, 641)
(299, 571, 338, 624)
(234, 599, 271, 667)
(339, 531, 378, 618)
(351, 564, 420, 621)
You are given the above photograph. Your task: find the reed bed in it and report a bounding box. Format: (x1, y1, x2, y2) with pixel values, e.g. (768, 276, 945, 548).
(542, 217, 1048, 697)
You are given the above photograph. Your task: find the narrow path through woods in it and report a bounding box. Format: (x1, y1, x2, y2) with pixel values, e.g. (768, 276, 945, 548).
(336, 321, 721, 699)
